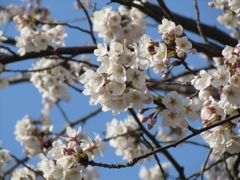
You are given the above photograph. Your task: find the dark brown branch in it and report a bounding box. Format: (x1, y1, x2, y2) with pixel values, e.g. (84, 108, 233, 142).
(3, 37, 16, 46)
(0, 46, 97, 65)
(233, 153, 240, 178)
(158, 140, 209, 149)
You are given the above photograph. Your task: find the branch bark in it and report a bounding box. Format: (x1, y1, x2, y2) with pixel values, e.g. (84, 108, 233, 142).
(0, 46, 97, 65)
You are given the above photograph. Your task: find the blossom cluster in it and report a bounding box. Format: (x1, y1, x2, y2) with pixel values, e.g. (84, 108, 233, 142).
(37, 126, 106, 179)
(190, 42, 240, 153)
(208, 0, 240, 38)
(0, 4, 25, 25)
(14, 110, 53, 157)
(91, 5, 146, 43)
(80, 41, 153, 115)
(0, 2, 53, 26)
(141, 91, 201, 130)
(30, 58, 71, 107)
(0, 141, 11, 177)
(10, 166, 36, 180)
(204, 153, 240, 179)
(81, 17, 196, 115)
(209, 0, 240, 14)
(14, 14, 67, 56)
(106, 115, 150, 161)
(139, 162, 171, 180)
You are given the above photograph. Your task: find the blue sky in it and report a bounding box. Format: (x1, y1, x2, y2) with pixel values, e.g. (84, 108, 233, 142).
(0, 0, 230, 179)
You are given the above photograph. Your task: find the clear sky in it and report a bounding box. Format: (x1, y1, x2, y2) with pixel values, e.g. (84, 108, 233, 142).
(0, 0, 230, 179)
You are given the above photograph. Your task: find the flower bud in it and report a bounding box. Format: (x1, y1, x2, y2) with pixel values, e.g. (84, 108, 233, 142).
(190, 48, 197, 54)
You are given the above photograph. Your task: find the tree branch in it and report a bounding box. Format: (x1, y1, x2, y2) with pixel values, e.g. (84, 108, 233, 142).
(0, 46, 97, 65)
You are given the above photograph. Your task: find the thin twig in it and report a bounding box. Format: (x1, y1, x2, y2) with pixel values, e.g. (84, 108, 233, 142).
(158, 140, 209, 149)
(200, 148, 212, 180)
(38, 21, 91, 34)
(193, 0, 209, 44)
(56, 102, 71, 123)
(103, 129, 140, 141)
(58, 107, 102, 136)
(156, 0, 177, 23)
(66, 82, 83, 93)
(0, 45, 18, 56)
(187, 153, 236, 179)
(222, 153, 235, 180)
(3, 62, 63, 73)
(141, 133, 166, 180)
(76, 0, 96, 44)
(4, 156, 29, 175)
(146, 80, 192, 86)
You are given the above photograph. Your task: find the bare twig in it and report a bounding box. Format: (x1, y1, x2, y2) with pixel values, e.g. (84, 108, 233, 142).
(0, 45, 19, 56)
(193, 0, 209, 44)
(3, 62, 63, 73)
(103, 129, 140, 141)
(141, 133, 166, 180)
(158, 140, 209, 149)
(38, 21, 91, 34)
(76, 0, 96, 44)
(222, 153, 235, 180)
(66, 82, 83, 93)
(200, 148, 212, 180)
(56, 102, 71, 123)
(58, 107, 102, 136)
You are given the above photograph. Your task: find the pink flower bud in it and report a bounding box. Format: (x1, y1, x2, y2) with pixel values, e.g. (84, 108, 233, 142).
(163, 57, 170, 64)
(190, 48, 197, 54)
(147, 124, 153, 130)
(177, 51, 185, 58)
(162, 33, 168, 40)
(141, 116, 149, 123)
(74, 145, 82, 153)
(139, 108, 150, 114)
(150, 118, 157, 125)
(68, 141, 77, 149)
(208, 2, 214, 7)
(162, 73, 169, 79)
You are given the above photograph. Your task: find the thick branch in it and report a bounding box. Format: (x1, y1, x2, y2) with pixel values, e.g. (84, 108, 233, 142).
(0, 46, 97, 65)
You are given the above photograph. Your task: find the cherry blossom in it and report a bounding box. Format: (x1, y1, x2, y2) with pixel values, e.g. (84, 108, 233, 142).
(191, 70, 212, 90)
